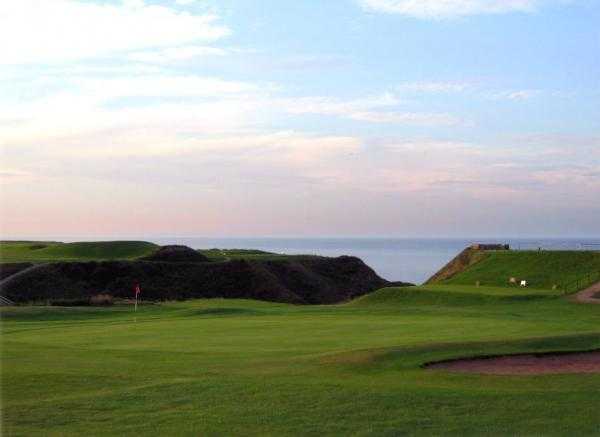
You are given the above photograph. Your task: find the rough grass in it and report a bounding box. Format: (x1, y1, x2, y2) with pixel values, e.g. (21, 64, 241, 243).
(443, 250, 600, 291)
(2, 289, 600, 436)
(0, 241, 158, 263)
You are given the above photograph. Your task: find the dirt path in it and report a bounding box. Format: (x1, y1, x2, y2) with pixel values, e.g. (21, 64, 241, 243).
(0, 263, 46, 289)
(0, 264, 49, 306)
(572, 281, 600, 304)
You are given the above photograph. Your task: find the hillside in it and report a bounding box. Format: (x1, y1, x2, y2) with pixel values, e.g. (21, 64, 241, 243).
(0, 241, 414, 305)
(428, 249, 600, 292)
(0, 256, 407, 305)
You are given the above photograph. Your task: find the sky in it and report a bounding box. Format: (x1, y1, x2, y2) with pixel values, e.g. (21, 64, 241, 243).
(1, 0, 599, 238)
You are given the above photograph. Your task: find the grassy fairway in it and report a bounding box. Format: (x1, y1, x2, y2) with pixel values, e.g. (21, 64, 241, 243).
(0, 241, 158, 263)
(200, 248, 305, 262)
(2, 287, 600, 436)
(0, 242, 299, 263)
(443, 250, 600, 291)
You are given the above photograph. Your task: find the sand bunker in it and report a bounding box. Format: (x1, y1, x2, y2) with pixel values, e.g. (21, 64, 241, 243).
(573, 281, 600, 304)
(426, 350, 600, 375)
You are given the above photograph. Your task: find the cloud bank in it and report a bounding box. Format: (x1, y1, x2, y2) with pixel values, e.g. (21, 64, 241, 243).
(359, 0, 540, 19)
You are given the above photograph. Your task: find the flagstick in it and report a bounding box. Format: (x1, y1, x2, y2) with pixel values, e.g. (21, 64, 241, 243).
(134, 284, 141, 323)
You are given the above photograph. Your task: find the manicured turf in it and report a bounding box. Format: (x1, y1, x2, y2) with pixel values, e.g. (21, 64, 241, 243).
(443, 250, 600, 292)
(0, 241, 158, 263)
(2, 287, 600, 436)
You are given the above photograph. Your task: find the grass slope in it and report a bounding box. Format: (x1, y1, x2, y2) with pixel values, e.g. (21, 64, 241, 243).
(2, 287, 600, 435)
(0, 241, 158, 263)
(442, 250, 600, 291)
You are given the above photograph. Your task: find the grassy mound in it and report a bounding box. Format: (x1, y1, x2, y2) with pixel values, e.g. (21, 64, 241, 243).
(0, 241, 158, 262)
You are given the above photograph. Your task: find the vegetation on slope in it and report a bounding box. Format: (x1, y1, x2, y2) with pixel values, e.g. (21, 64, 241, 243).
(425, 247, 489, 284)
(1, 242, 404, 305)
(444, 250, 600, 291)
(0, 241, 158, 263)
(2, 289, 600, 435)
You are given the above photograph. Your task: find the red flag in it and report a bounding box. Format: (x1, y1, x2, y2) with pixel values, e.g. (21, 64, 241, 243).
(134, 283, 141, 297)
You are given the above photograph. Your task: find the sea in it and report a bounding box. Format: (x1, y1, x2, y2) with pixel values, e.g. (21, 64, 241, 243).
(137, 237, 600, 285)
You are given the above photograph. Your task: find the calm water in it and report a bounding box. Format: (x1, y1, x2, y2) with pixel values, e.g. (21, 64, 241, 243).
(144, 237, 600, 284)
